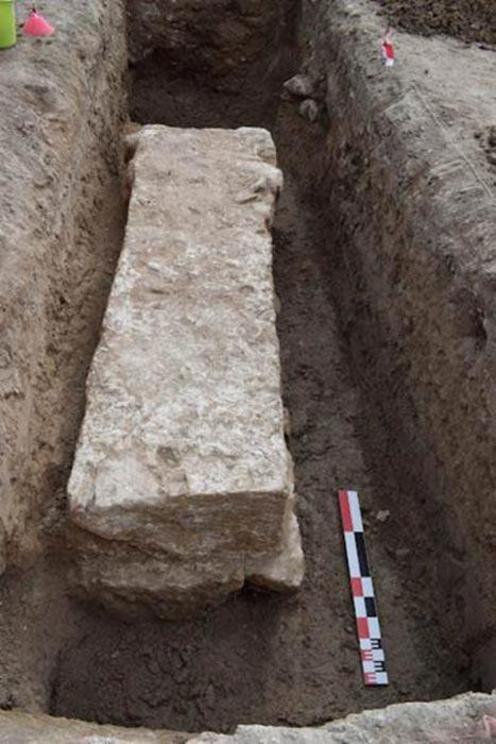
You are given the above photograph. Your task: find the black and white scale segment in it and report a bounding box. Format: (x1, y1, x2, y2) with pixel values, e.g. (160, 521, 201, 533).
(339, 490, 389, 686)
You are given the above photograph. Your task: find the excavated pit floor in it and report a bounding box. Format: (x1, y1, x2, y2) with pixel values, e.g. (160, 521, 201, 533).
(48, 84, 469, 730)
(0, 0, 485, 735)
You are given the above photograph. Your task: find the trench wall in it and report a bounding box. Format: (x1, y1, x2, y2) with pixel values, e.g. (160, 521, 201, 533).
(304, 0, 496, 684)
(0, 0, 127, 570)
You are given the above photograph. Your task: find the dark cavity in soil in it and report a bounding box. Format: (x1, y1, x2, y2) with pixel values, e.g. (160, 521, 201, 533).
(48, 0, 472, 733)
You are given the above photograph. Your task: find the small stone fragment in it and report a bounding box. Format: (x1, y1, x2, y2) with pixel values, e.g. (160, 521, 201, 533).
(283, 74, 313, 98)
(0, 709, 185, 742)
(299, 99, 319, 123)
(68, 125, 303, 617)
(376, 509, 391, 523)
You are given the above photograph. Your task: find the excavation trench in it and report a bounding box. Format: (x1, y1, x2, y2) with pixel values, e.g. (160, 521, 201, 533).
(0, 0, 489, 736)
(48, 0, 474, 733)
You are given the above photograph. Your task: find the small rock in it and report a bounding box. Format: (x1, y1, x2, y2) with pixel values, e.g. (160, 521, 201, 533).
(283, 74, 313, 98)
(396, 547, 411, 560)
(299, 99, 319, 123)
(376, 509, 391, 523)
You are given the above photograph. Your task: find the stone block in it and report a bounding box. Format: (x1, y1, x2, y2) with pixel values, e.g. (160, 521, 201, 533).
(68, 125, 303, 616)
(189, 692, 496, 743)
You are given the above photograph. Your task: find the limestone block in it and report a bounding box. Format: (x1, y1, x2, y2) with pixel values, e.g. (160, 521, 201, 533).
(189, 692, 496, 743)
(68, 125, 303, 615)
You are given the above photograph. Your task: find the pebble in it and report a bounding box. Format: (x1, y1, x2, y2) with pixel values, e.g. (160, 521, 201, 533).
(376, 509, 391, 523)
(283, 74, 314, 98)
(299, 98, 319, 123)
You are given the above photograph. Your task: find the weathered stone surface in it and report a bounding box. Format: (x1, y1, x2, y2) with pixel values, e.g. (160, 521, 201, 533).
(283, 74, 314, 98)
(190, 692, 496, 743)
(68, 125, 303, 615)
(0, 709, 187, 743)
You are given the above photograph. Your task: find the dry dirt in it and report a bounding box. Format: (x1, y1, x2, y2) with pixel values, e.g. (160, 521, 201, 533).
(374, 0, 496, 47)
(0, 0, 127, 713)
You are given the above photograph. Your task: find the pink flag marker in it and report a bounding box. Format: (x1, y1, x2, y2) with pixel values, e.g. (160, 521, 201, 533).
(380, 30, 395, 68)
(23, 9, 54, 37)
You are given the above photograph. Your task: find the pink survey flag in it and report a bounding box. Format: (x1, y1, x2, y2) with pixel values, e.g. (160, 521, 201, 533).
(23, 9, 54, 37)
(380, 30, 395, 67)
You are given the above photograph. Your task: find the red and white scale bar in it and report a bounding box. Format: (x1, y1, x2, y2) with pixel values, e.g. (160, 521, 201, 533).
(339, 490, 389, 686)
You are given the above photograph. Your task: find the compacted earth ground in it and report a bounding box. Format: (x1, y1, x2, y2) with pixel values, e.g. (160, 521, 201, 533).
(49, 105, 466, 731)
(0, 0, 495, 738)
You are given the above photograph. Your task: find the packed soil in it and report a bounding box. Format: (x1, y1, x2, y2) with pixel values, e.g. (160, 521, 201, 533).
(374, 0, 496, 46)
(49, 98, 467, 731)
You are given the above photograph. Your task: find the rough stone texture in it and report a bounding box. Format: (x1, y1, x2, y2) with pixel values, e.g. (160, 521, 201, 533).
(0, 3, 126, 568)
(283, 75, 314, 99)
(0, 710, 187, 743)
(301, 0, 496, 689)
(68, 125, 303, 616)
(190, 693, 496, 742)
(127, 0, 299, 129)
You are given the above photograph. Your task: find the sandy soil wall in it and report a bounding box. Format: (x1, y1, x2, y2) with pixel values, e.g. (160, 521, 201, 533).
(303, 0, 496, 686)
(0, 0, 127, 571)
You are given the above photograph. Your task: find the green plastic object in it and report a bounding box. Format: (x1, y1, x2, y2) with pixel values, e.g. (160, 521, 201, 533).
(0, 0, 16, 49)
